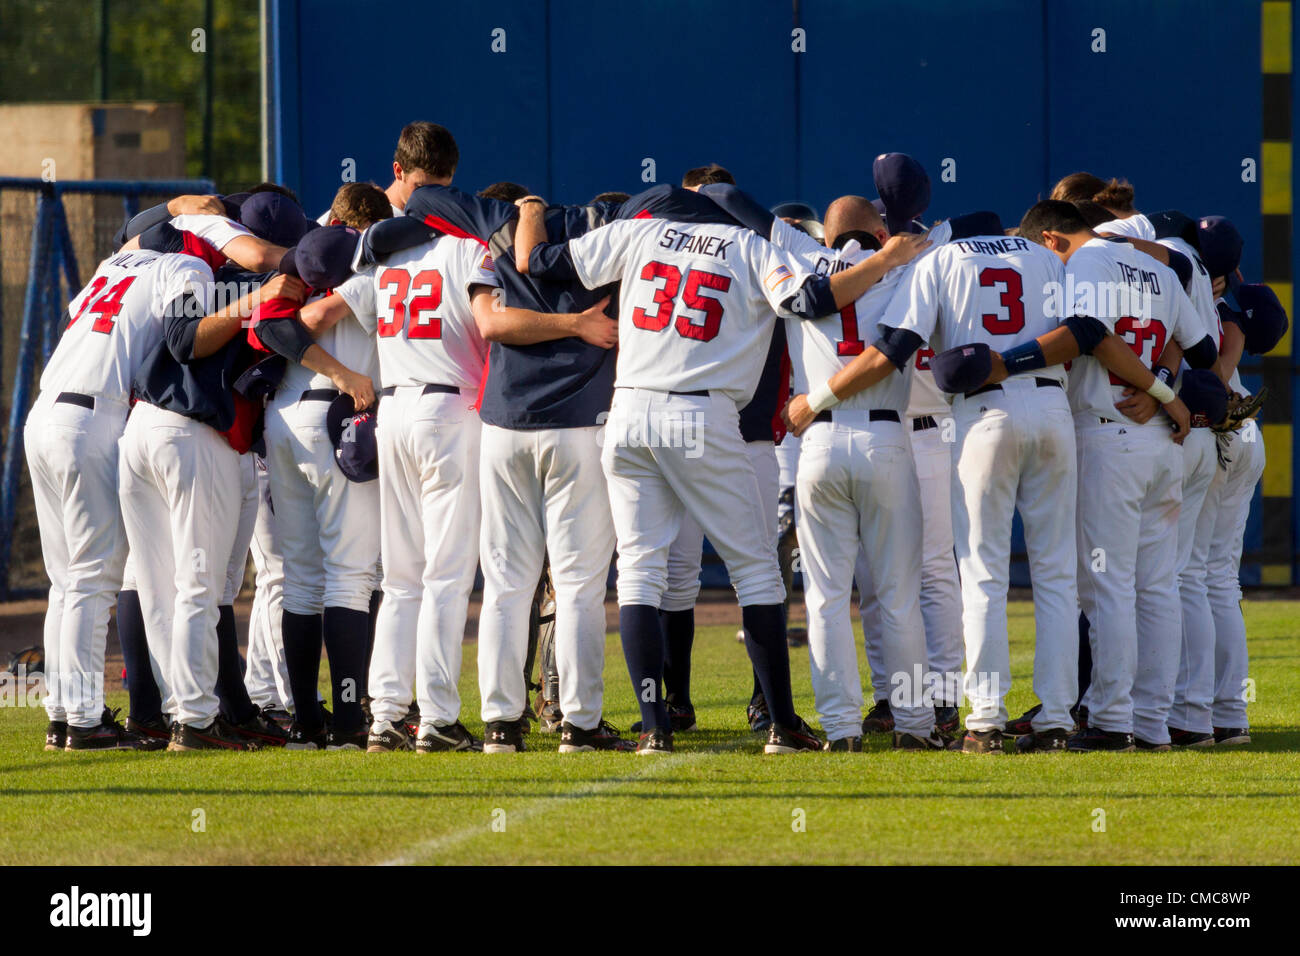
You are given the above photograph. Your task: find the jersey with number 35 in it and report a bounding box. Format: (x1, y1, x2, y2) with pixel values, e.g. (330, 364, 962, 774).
(883, 234, 1068, 387)
(41, 248, 213, 402)
(566, 217, 811, 406)
(337, 235, 496, 391)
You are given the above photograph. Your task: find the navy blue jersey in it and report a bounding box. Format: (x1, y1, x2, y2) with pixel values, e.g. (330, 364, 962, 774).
(739, 320, 786, 443)
(400, 183, 744, 430)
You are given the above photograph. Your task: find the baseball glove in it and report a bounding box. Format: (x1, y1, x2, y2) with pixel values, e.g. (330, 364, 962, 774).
(1213, 386, 1267, 433)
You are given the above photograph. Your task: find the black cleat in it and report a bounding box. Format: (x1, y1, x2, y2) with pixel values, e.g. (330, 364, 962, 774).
(631, 703, 697, 734)
(261, 707, 293, 731)
(1003, 704, 1041, 737)
(559, 719, 636, 752)
(67, 708, 167, 751)
(483, 719, 526, 753)
(747, 694, 773, 733)
(961, 729, 1005, 754)
(416, 721, 482, 753)
(45, 720, 67, 751)
(1072, 704, 1088, 731)
(366, 720, 414, 753)
(1169, 727, 1215, 748)
(1213, 726, 1251, 746)
(325, 728, 368, 751)
(1015, 728, 1070, 753)
(1134, 737, 1171, 752)
(232, 711, 289, 747)
(1066, 727, 1135, 752)
(934, 705, 960, 736)
(894, 729, 951, 750)
(284, 723, 328, 751)
(168, 717, 258, 751)
(401, 702, 421, 739)
(765, 716, 822, 754)
(125, 714, 172, 743)
(862, 698, 895, 734)
(824, 735, 862, 752)
(636, 728, 673, 755)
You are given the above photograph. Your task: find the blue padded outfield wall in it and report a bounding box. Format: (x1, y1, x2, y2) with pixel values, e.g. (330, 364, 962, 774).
(269, 0, 1297, 585)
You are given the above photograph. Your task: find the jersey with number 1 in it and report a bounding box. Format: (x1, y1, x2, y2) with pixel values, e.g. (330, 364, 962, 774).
(40, 249, 213, 402)
(336, 235, 496, 391)
(882, 234, 1068, 386)
(566, 217, 811, 405)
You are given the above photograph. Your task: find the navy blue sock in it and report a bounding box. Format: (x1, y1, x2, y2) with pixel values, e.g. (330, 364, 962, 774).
(116, 590, 162, 723)
(282, 610, 323, 731)
(621, 604, 669, 732)
(741, 604, 797, 728)
(322, 606, 369, 734)
(215, 604, 257, 724)
(661, 608, 694, 708)
(1077, 612, 1092, 707)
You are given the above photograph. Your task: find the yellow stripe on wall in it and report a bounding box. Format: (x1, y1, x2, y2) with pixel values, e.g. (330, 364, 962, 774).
(1260, 423, 1292, 497)
(1262, 141, 1292, 215)
(1263, 1, 1291, 73)
(1265, 281, 1292, 355)
(1260, 564, 1291, 585)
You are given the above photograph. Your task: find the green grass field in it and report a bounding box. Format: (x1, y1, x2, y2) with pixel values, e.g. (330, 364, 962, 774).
(4, 599, 1298, 865)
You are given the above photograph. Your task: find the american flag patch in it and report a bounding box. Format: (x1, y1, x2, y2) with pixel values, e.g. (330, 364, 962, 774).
(480, 254, 495, 271)
(765, 265, 794, 291)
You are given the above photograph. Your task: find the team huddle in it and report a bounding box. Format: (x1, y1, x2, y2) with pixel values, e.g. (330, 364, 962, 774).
(26, 121, 1285, 758)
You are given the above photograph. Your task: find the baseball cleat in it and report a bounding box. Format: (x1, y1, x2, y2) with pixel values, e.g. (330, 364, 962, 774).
(635, 728, 673, 754)
(125, 714, 172, 742)
(824, 735, 863, 752)
(1071, 704, 1089, 731)
(1015, 728, 1070, 753)
(1002, 703, 1041, 736)
(284, 723, 328, 750)
(536, 699, 562, 733)
(631, 703, 697, 734)
(482, 719, 527, 753)
(1134, 737, 1171, 752)
(934, 705, 960, 736)
(366, 720, 414, 753)
(747, 694, 773, 733)
(401, 702, 421, 739)
(559, 719, 636, 752)
(1168, 727, 1216, 748)
(894, 729, 951, 750)
(325, 728, 368, 751)
(764, 717, 822, 754)
(1213, 727, 1251, 746)
(960, 729, 1005, 754)
(1066, 727, 1135, 752)
(168, 717, 259, 751)
(44, 720, 67, 752)
(232, 711, 289, 747)
(260, 707, 293, 731)
(861, 698, 894, 734)
(416, 721, 483, 753)
(67, 708, 167, 751)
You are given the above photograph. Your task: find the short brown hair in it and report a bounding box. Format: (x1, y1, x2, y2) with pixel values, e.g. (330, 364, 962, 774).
(478, 182, 531, 202)
(590, 191, 630, 204)
(247, 181, 300, 204)
(682, 163, 734, 187)
(329, 183, 392, 229)
(394, 121, 459, 178)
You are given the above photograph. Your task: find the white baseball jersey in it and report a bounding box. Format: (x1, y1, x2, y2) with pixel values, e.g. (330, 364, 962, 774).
(169, 214, 253, 251)
(883, 234, 1068, 385)
(335, 236, 495, 390)
(784, 240, 912, 412)
(566, 218, 811, 405)
(278, 286, 379, 394)
(1095, 213, 1156, 241)
(41, 249, 213, 401)
(1064, 238, 1204, 425)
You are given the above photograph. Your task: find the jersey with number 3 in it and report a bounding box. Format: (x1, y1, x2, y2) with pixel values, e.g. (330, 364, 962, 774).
(883, 234, 1068, 387)
(566, 218, 810, 405)
(41, 249, 213, 402)
(337, 235, 495, 391)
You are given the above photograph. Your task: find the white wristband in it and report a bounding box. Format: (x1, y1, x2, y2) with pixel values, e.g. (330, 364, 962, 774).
(1146, 378, 1176, 405)
(808, 380, 840, 414)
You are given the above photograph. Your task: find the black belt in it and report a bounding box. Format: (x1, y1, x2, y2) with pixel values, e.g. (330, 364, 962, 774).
(55, 392, 94, 410)
(300, 389, 340, 402)
(913, 415, 938, 432)
(966, 377, 1061, 398)
(813, 409, 900, 424)
(670, 389, 709, 398)
(379, 384, 460, 398)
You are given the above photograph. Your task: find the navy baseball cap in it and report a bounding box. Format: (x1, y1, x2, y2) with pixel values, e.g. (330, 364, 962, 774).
(873, 152, 931, 235)
(1148, 210, 1201, 250)
(1233, 283, 1289, 355)
(240, 191, 314, 247)
(1179, 368, 1228, 428)
(771, 201, 825, 240)
(948, 211, 1005, 240)
(325, 395, 379, 482)
(930, 342, 992, 394)
(1197, 216, 1244, 280)
(279, 225, 360, 290)
(232, 354, 288, 400)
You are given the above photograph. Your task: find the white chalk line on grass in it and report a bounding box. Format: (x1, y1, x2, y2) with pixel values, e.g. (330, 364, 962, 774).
(379, 734, 753, 865)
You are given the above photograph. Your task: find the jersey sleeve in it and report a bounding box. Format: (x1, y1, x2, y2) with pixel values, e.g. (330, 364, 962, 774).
(566, 218, 654, 290)
(334, 270, 377, 335)
(1168, 278, 1206, 350)
(1067, 250, 1119, 332)
(403, 184, 514, 241)
(463, 243, 500, 295)
(881, 252, 941, 344)
(748, 235, 814, 317)
(170, 214, 253, 251)
(157, 256, 216, 362)
(769, 215, 831, 256)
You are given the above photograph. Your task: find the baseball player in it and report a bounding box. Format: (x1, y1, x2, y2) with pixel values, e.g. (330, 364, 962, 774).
(315, 121, 456, 224)
(1051, 173, 1155, 241)
(243, 450, 294, 722)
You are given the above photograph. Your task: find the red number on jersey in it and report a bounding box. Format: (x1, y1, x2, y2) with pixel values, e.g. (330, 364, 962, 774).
(1107, 317, 1168, 386)
(69, 276, 137, 334)
(68, 277, 108, 329)
(979, 267, 1025, 335)
(675, 269, 731, 342)
(406, 269, 443, 339)
(631, 261, 681, 331)
(915, 346, 935, 370)
(376, 269, 411, 337)
(837, 302, 865, 356)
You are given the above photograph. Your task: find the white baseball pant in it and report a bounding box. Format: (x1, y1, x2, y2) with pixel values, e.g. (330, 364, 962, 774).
(368, 386, 481, 730)
(221, 453, 258, 606)
(24, 391, 129, 728)
(953, 381, 1078, 734)
(244, 454, 292, 711)
(118, 402, 241, 727)
(477, 423, 615, 730)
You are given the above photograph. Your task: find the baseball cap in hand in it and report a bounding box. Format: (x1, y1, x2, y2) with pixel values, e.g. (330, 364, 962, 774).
(1179, 369, 1228, 428)
(1148, 210, 1201, 250)
(326, 394, 379, 482)
(873, 152, 931, 235)
(930, 343, 992, 394)
(771, 201, 825, 240)
(240, 191, 315, 247)
(279, 225, 361, 290)
(1233, 283, 1289, 355)
(1197, 216, 1244, 280)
